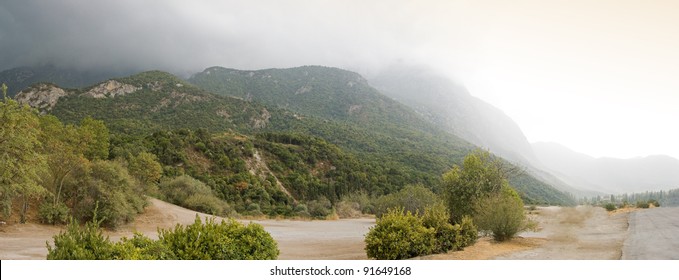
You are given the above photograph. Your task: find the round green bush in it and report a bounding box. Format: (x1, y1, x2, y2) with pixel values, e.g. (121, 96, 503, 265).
(158, 216, 279, 260)
(364, 208, 436, 260)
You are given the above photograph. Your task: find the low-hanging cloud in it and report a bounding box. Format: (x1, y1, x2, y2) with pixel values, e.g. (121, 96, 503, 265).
(0, 0, 465, 75)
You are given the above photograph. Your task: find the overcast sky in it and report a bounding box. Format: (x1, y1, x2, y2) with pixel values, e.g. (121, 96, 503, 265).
(2, 0, 678, 159)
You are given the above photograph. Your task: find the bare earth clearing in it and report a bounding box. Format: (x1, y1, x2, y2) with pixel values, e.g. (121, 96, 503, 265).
(0, 200, 629, 260)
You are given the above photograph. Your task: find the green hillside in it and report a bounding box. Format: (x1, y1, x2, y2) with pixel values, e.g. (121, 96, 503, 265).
(13, 69, 575, 207)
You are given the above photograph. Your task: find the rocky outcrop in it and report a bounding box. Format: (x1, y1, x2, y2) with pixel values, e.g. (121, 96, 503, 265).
(15, 84, 70, 112)
(251, 108, 271, 129)
(84, 80, 139, 98)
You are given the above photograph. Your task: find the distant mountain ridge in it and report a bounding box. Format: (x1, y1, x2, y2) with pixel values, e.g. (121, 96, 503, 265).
(0, 65, 132, 97)
(368, 64, 539, 166)
(533, 142, 679, 193)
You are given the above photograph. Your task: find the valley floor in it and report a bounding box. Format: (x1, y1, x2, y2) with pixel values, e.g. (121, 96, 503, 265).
(0, 201, 651, 260)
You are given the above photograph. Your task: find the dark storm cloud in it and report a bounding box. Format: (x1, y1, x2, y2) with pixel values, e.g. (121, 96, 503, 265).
(0, 0, 436, 74)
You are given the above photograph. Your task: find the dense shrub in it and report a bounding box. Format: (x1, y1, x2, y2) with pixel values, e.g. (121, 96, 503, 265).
(335, 200, 362, 218)
(158, 216, 279, 260)
(364, 208, 436, 260)
(184, 194, 229, 216)
(38, 201, 70, 225)
(70, 160, 147, 228)
(307, 197, 332, 218)
(48, 215, 279, 260)
(474, 186, 525, 241)
(159, 175, 212, 204)
(604, 203, 617, 212)
(292, 203, 310, 217)
(47, 217, 116, 260)
(114, 233, 175, 260)
(159, 175, 230, 216)
(374, 184, 439, 217)
(636, 201, 650, 209)
(422, 203, 460, 253)
(457, 215, 478, 247)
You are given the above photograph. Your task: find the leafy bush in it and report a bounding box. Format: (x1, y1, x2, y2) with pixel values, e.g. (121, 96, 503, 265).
(114, 233, 175, 260)
(335, 200, 362, 218)
(649, 199, 660, 207)
(246, 203, 264, 216)
(184, 194, 230, 216)
(38, 202, 70, 225)
(47, 217, 116, 260)
(293, 204, 310, 217)
(442, 150, 523, 224)
(604, 203, 617, 212)
(47, 214, 278, 260)
(474, 186, 525, 242)
(374, 184, 439, 217)
(339, 191, 374, 214)
(307, 197, 332, 218)
(457, 215, 478, 247)
(158, 216, 279, 260)
(636, 201, 650, 209)
(422, 203, 461, 253)
(159, 175, 212, 204)
(159, 175, 230, 216)
(70, 160, 147, 228)
(364, 208, 436, 260)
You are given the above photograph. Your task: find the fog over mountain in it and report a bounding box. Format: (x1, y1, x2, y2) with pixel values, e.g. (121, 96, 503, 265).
(2, 0, 678, 194)
(533, 142, 679, 194)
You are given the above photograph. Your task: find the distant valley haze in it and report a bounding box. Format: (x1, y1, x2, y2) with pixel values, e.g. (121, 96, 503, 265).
(2, 0, 678, 194)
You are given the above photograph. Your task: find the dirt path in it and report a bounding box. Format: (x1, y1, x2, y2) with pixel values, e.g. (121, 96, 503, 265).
(0, 198, 373, 260)
(495, 206, 629, 259)
(0, 202, 631, 260)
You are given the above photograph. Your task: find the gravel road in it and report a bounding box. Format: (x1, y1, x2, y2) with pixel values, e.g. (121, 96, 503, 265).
(622, 207, 679, 260)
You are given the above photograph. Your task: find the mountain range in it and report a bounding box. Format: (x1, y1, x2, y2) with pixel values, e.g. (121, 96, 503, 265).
(5, 63, 673, 204)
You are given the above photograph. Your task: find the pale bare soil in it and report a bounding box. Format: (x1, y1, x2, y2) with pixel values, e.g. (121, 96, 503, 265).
(0, 198, 373, 260)
(495, 206, 629, 259)
(0, 201, 629, 260)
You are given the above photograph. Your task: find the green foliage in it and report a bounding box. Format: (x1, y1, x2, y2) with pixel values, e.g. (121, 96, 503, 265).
(47, 216, 116, 260)
(38, 201, 70, 225)
(422, 203, 461, 253)
(374, 184, 439, 217)
(158, 175, 230, 216)
(340, 191, 374, 214)
(364, 208, 436, 260)
(69, 160, 147, 228)
(126, 151, 162, 191)
(474, 186, 526, 242)
(183, 194, 230, 216)
(0, 97, 46, 218)
(78, 117, 110, 160)
(114, 233, 176, 260)
(606, 203, 618, 211)
(47, 214, 278, 260)
(158, 216, 279, 260)
(636, 201, 650, 209)
(442, 150, 507, 224)
(457, 215, 478, 247)
(307, 197, 332, 218)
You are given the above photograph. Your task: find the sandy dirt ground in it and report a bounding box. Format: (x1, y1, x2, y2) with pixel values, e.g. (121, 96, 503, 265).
(495, 206, 629, 260)
(0, 201, 630, 260)
(0, 198, 373, 260)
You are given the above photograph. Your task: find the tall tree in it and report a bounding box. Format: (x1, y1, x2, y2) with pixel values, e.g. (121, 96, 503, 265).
(441, 150, 507, 223)
(79, 117, 110, 161)
(0, 87, 46, 220)
(38, 115, 88, 207)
